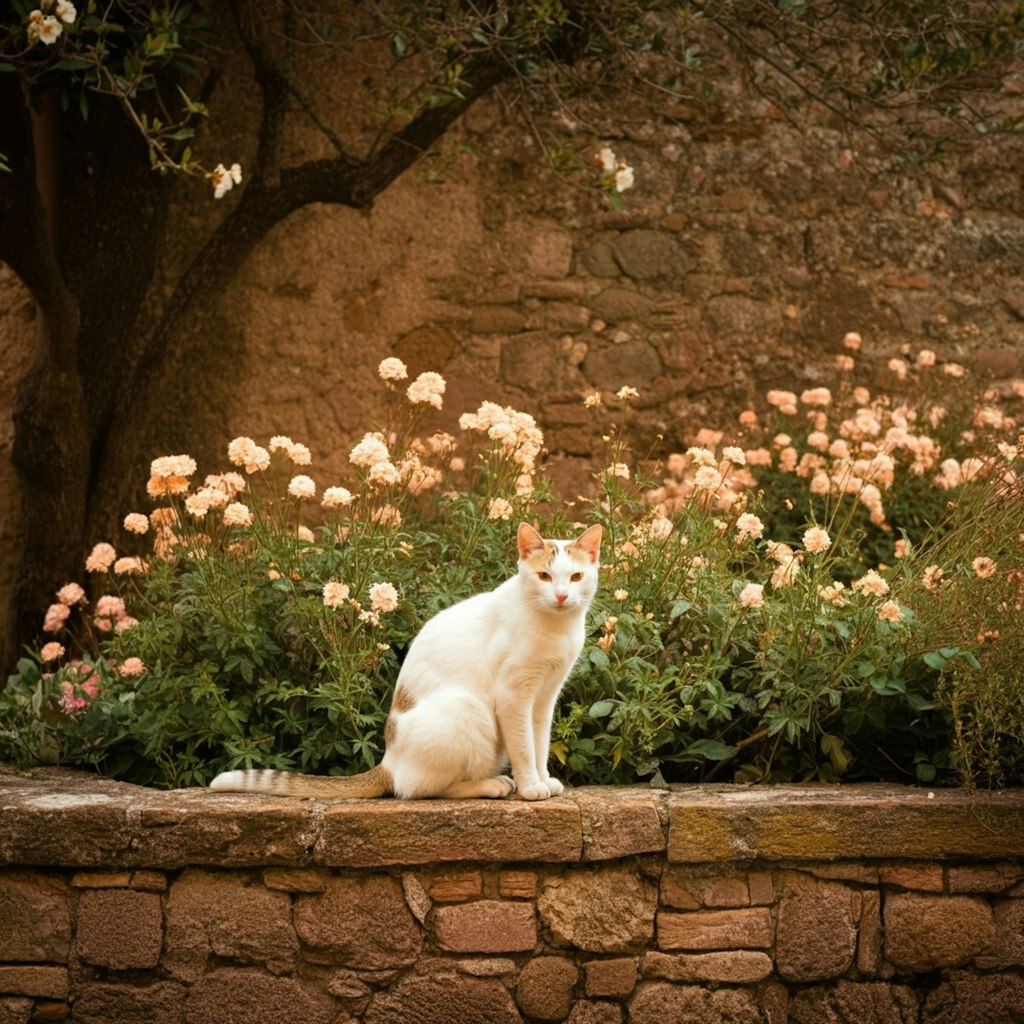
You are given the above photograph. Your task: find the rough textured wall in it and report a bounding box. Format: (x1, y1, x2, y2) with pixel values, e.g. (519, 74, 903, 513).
(2, 769, 1024, 1024)
(3, 51, 1024, 650)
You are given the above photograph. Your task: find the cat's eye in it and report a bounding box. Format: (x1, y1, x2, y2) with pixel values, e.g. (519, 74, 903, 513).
(570, 573, 583, 582)
(538, 571, 552, 581)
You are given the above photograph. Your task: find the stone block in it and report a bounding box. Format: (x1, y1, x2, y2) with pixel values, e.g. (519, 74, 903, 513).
(879, 864, 944, 891)
(571, 787, 666, 861)
(0, 873, 70, 962)
(363, 975, 521, 1024)
(857, 890, 883, 976)
(516, 957, 578, 1020)
(611, 230, 683, 280)
(566, 1002, 622, 1024)
(470, 306, 527, 334)
(590, 287, 654, 325)
(0, 999, 32, 1024)
(70, 872, 133, 889)
(455, 958, 516, 978)
(789, 980, 920, 1024)
(261, 869, 327, 892)
(163, 869, 297, 981)
(661, 867, 748, 909)
(948, 865, 1021, 893)
(71, 982, 186, 1024)
(583, 957, 638, 998)
(498, 871, 537, 899)
(433, 900, 536, 953)
(629, 981, 761, 1024)
(775, 874, 858, 981)
(922, 970, 1024, 1024)
(295, 875, 422, 968)
(642, 950, 772, 984)
(428, 871, 483, 902)
(885, 894, 996, 971)
(402, 873, 431, 925)
(76, 890, 163, 970)
(539, 866, 657, 953)
(0, 967, 67, 999)
(666, 786, 1024, 862)
(184, 968, 335, 1024)
(582, 340, 662, 392)
(656, 908, 772, 951)
(976, 899, 1024, 969)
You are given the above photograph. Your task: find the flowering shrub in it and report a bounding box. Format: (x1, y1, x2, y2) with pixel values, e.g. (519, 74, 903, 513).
(2, 341, 1022, 789)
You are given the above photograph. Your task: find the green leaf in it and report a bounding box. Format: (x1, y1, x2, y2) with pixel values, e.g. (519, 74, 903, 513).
(923, 650, 947, 671)
(588, 700, 615, 718)
(588, 647, 610, 671)
(669, 600, 693, 619)
(685, 739, 738, 761)
(391, 34, 406, 58)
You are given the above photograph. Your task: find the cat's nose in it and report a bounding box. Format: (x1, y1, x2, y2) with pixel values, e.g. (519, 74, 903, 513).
(556, 592, 568, 604)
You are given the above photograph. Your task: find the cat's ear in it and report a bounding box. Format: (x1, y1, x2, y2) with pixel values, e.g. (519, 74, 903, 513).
(571, 523, 603, 563)
(517, 522, 546, 560)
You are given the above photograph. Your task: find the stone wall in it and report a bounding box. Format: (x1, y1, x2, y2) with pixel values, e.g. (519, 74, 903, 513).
(2, 768, 1023, 1023)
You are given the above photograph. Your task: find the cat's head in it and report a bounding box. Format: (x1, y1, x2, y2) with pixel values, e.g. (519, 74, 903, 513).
(517, 522, 603, 614)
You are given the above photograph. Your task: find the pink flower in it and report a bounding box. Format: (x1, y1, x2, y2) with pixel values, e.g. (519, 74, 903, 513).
(123, 513, 149, 535)
(369, 582, 399, 613)
(735, 514, 764, 541)
(114, 557, 146, 576)
(852, 570, 890, 597)
(322, 486, 354, 509)
(40, 642, 65, 662)
(878, 601, 902, 623)
(488, 498, 514, 521)
(42, 603, 70, 633)
(738, 583, 764, 609)
(288, 475, 317, 500)
(972, 556, 997, 580)
(802, 527, 831, 554)
(85, 543, 117, 573)
(406, 371, 446, 410)
(350, 433, 390, 469)
(322, 581, 351, 608)
(57, 582, 86, 606)
(378, 357, 408, 381)
(843, 332, 862, 350)
(223, 503, 253, 527)
(119, 657, 146, 677)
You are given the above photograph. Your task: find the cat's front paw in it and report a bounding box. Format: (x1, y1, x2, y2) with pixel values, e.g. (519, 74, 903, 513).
(542, 776, 564, 796)
(517, 782, 552, 801)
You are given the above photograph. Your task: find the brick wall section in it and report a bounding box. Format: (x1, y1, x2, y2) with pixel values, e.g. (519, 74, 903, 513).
(1, 768, 1023, 1023)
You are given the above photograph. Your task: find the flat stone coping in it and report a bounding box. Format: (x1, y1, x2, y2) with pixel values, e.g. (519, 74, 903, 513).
(2, 767, 1023, 869)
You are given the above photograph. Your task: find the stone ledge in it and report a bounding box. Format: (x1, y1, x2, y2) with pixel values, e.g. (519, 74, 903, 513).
(2, 767, 1023, 869)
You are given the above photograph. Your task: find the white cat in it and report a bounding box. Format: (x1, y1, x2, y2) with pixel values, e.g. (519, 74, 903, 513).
(210, 521, 602, 801)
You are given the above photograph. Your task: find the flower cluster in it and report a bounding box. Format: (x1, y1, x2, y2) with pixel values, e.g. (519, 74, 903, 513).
(26, 2, 76, 46)
(595, 146, 635, 194)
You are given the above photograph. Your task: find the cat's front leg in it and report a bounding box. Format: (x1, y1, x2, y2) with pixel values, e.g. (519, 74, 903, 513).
(497, 701, 551, 800)
(532, 692, 564, 796)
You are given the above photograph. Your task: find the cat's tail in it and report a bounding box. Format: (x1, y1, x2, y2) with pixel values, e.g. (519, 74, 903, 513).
(209, 763, 392, 799)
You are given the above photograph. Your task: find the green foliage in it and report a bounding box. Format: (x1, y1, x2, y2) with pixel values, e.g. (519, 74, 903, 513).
(2, 346, 1022, 790)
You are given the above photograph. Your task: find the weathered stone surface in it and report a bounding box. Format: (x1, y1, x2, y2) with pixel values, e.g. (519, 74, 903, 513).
(776, 874, 858, 981)
(403, 873, 432, 924)
(516, 957, 578, 1020)
(642, 950, 772, 984)
(72, 982, 186, 1024)
(434, 900, 537, 953)
(583, 957, 638, 998)
(661, 867, 749, 909)
(428, 870, 483, 902)
(0, 872, 70, 961)
(590, 287, 654, 324)
(656, 908, 772, 951)
(70, 871, 133, 888)
(582, 340, 662, 391)
(500, 331, 568, 392)
(76, 890, 163, 970)
(977, 899, 1024, 969)
(878, 864, 944, 891)
(629, 981, 761, 1024)
(295, 875, 422, 968)
(363, 975, 522, 1024)
(611, 230, 683, 279)
(470, 306, 527, 334)
(857, 890, 883, 976)
(947, 865, 1022, 893)
(0, 998, 32, 1024)
(261, 868, 327, 892)
(183, 969, 336, 1024)
(527, 227, 574, 278)
(566, 1002, 622, 1024)
(789, 981, 919, 1024)
(498, 871, 537, 899)
(539, 866, 657, 952)
(922, 970, 1024, 1024)
(455, 958, 517, 978)
(570, 787, 666, 860)
(666, 785, 1024, 862)
(163, 869, 297, 981)
(0, 968, 67, 999)
(885, 894, 996, 971)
